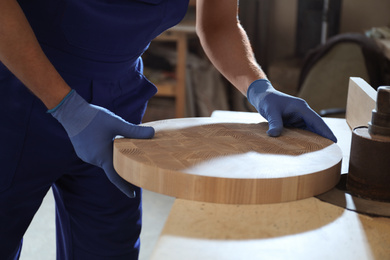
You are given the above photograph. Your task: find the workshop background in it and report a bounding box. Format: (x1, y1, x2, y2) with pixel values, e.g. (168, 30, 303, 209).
(21, 0, 390, 260)
(143, 0, 390, 122)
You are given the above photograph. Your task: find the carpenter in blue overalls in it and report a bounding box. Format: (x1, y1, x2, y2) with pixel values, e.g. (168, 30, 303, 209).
(0, 0, 337, 259)
(0, 0, 189, 259)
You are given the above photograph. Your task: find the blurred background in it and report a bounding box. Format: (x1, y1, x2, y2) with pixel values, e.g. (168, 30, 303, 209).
(143, 0, 390, 122)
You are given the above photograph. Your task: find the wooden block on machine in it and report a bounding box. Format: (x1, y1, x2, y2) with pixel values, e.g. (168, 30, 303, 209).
(114, 117, 342, 204)
(345, 77, 377, 129)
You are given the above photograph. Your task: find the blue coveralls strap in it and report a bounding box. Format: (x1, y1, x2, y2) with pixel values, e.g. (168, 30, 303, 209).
(0, 0, 189, 259)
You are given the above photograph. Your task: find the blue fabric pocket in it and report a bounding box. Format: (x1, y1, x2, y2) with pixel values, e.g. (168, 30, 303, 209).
(0, 64, 35, 192)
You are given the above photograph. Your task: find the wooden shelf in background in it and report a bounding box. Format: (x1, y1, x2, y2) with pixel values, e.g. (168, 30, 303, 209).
(151, 22, 197, 118)
(155, 81, 176, 97)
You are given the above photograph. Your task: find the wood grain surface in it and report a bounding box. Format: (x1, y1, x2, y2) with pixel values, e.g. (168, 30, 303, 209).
(114, 117, 342, 204)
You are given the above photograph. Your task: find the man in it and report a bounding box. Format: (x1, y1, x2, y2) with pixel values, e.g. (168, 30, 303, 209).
(0, 0, 336, 259)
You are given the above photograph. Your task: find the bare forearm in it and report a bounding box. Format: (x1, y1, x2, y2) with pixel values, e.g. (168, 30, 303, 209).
(0, 0, 70, 109)
(196, 0, 266, 96)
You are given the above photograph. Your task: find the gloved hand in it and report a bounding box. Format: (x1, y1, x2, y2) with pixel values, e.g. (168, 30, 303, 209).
(247, 79, 337, 142)
(48, 90, 155, 198)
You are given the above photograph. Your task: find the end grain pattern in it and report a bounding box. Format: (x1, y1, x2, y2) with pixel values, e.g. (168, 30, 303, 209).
(114, 118, 342, 204)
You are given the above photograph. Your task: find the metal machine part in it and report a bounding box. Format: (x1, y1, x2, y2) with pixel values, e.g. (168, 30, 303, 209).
(316, 174, 390, 218)
(368, 86, 390, 136)
(347, 86, 390, 202)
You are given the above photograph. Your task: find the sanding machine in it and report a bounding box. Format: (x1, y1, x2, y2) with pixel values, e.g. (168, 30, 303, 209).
(347, 86, 390, 202)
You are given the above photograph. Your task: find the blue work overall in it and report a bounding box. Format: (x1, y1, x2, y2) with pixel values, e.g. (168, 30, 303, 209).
(0, 0, 189, 259)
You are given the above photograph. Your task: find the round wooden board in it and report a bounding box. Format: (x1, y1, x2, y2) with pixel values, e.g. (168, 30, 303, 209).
(114, 117, 342, 204)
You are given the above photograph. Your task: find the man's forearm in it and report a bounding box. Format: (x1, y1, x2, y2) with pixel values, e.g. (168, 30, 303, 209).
(0, 0, 71, 109)
(196, 0, 266, 96)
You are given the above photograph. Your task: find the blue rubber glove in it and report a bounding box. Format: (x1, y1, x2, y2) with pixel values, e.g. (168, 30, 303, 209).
(48, 90, 155, 198)
(247, 79, 337, 142)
